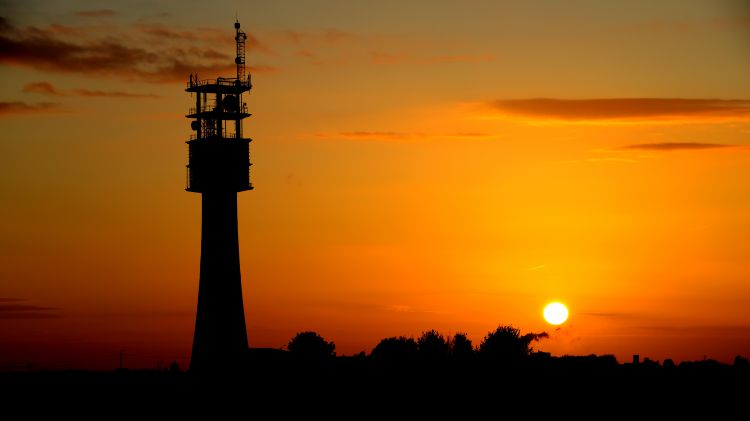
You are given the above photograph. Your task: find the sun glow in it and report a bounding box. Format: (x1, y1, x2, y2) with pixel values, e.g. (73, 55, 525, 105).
(543, 302, 569, 325)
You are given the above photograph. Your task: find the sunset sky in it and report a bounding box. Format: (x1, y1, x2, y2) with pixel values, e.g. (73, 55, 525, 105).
(2, 0, 750, 369)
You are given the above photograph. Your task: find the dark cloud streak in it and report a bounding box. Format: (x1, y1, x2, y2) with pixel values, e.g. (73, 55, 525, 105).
(0, 17, 277, 83)
(0, 101, 60, 116)
(0, 301, 60, 319)
(72, 89, 159, 99)
(317, 131, 493, 141)
(621, 142, 735, 151)
(488, 98, 750, 121)
(0, 304, 55, 311)
(133, 23, 274, 55)
(371, 51, 494, 65)
(22, 81, 64, 96)
(23, 81, 158, 98)
(75, 10, 117, 18)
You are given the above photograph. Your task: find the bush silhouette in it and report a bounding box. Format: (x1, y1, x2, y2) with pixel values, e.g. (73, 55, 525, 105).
(479, 325, 548, 361)
(451, 332, 473, 358)
(288, 331, 336, 358)
(734, 355, 749, 368)
(417, 330, 450, 359)
(371, 336, 418, 363)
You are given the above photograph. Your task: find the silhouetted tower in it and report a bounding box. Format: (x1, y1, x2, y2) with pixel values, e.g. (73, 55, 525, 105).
(186, 21, 252, 372)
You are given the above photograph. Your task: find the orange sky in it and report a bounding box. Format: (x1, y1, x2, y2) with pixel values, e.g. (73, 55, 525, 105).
(1, 0, 750, 369)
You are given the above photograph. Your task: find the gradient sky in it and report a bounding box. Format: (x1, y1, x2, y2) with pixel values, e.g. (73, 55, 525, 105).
(2, 0, 750, 369)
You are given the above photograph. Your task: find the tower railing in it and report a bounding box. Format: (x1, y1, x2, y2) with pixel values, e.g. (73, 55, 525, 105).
(187, 75, 252, 89)
(189, 132, 239, 141)
(188, 103, 247, 115)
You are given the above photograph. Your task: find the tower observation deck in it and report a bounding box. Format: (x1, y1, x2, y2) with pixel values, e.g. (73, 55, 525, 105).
(186, 21, 252, 373)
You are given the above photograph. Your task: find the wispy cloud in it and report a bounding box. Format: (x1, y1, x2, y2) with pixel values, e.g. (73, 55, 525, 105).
(0, 17, 278, 83)
(621, 16, 750, 34)
(486, 98, 750, 122)
(316, 131, 493, 142)
(23, 81, 158, 99)
(0, 101, 60, 116)
(273, 28, 357, 46)
(0, 298, 59, 319)
(620, 142, 735, 151)
(384, 304, 442, 314)
(582, 312, 635, 319)
(270, 28, 493, 68)
(370, 51, 494, 65)
(262, 28, 361, 66)
(22, 81, 64, 96)
(295, 49, 315, 58)
(385, 304, 417, 313)
(324, 28, 354, 44)
(629, 324, 750, 335)
(336, 131, 416, 141)
(72, 89, 159, 99)
(132, 23, 274, 55)
(74, 9, 117, 18)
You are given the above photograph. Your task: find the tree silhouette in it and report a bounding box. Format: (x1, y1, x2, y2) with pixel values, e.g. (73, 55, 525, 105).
(451, 332, 473, 358)
(371, 336, 418, 363)
(479, 325, 548, 362)
(734, 355, 749, 368)
(287, 331, 336, 358)
(417, 330, 450, 359)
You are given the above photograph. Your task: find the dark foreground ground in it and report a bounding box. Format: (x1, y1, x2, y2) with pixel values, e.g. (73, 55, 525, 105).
(1, 351, 748, 417)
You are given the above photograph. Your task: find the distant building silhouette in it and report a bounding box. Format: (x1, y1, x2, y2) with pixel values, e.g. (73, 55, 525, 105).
(186, 21, 253, 373)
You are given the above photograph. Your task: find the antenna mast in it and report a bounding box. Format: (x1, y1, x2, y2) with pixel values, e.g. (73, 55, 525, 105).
(234, 20, 247, 82)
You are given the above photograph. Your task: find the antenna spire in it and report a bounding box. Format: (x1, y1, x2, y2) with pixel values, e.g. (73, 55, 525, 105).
(234, 20, 247, 82)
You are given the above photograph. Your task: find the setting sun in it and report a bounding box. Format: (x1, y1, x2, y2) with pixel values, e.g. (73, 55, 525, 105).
(543, 303, 569, 325)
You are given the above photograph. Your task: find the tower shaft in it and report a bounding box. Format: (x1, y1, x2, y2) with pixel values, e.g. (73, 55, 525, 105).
(191, 191, 248, 371)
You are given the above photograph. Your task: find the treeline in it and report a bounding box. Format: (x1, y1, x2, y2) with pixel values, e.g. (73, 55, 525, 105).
(287, 325, 549, 363)
(281, 324, 750, 371)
